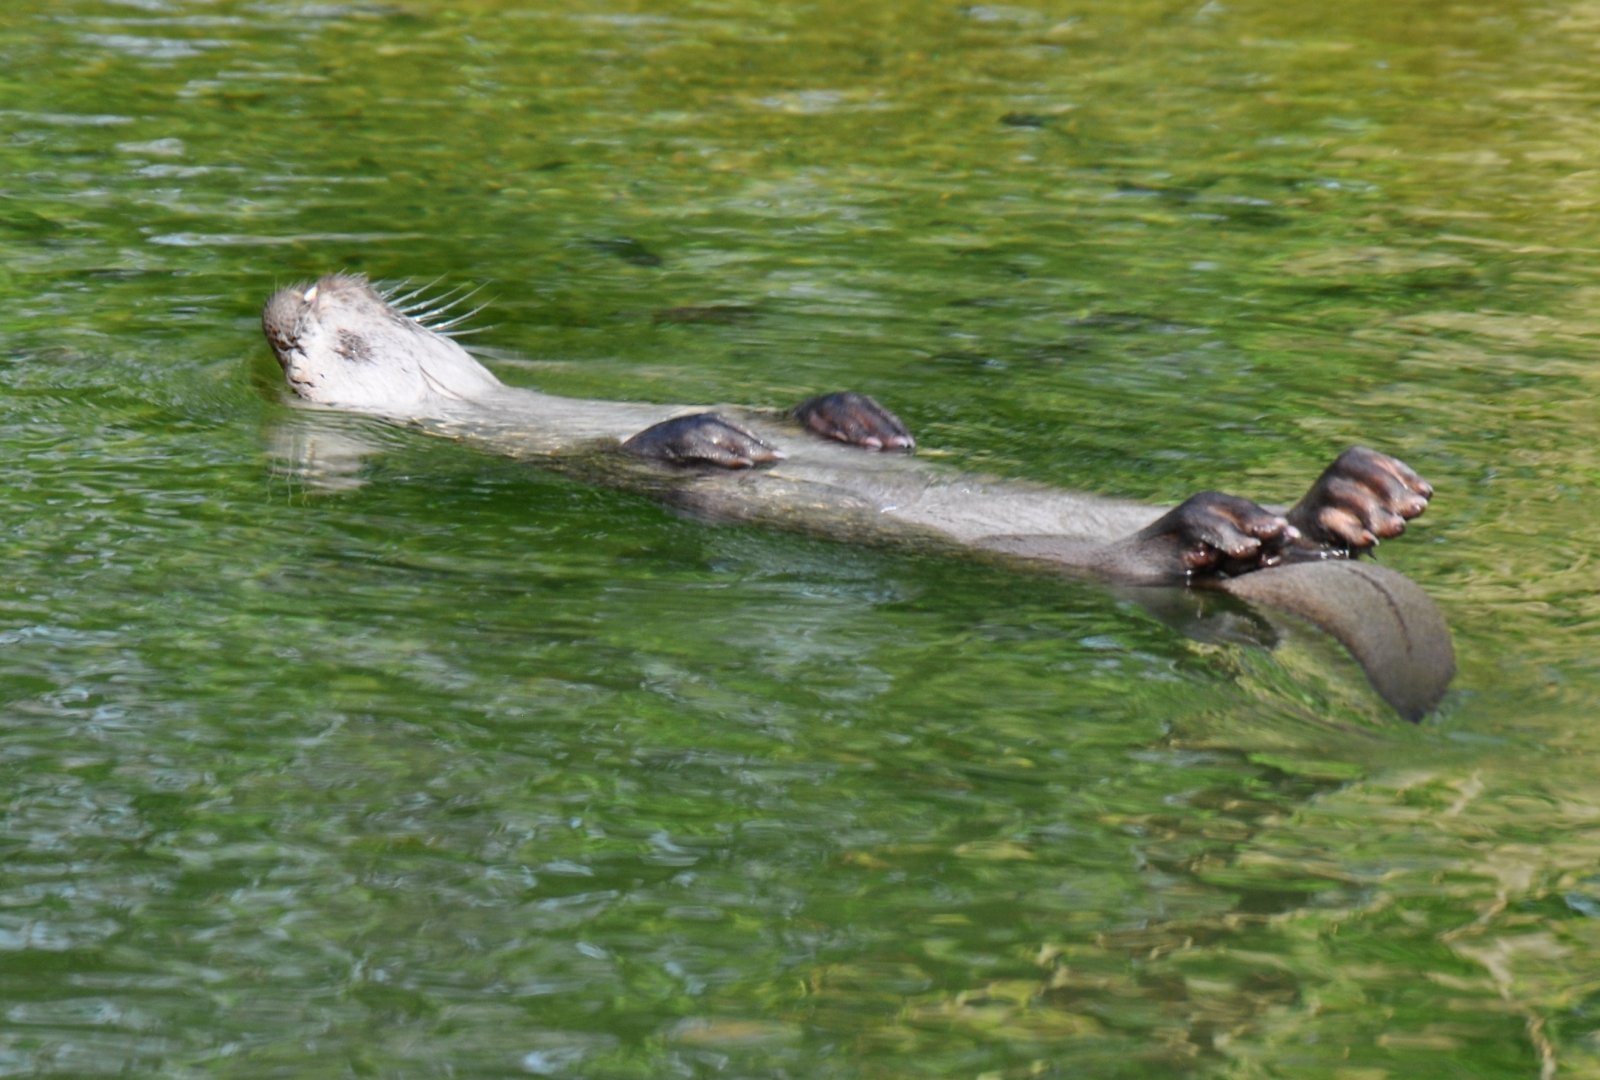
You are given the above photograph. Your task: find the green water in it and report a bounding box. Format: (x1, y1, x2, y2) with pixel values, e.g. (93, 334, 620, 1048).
(3, 0, 1598, 1075)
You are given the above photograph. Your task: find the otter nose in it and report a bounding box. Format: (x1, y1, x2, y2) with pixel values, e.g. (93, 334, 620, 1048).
(261, 286, 307, 363)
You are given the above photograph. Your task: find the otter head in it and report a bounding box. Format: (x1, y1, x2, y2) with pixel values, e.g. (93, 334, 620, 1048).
(262, 273, 501, 415)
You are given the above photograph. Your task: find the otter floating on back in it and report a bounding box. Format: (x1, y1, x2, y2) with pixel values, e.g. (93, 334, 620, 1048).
(262, 273, 1454, 719)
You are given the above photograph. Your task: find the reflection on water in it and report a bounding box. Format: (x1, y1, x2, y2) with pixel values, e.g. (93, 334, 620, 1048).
(2, 0, 1599, 1075)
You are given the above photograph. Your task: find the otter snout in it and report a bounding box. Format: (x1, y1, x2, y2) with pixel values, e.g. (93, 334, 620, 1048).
(261, 283, 314, 368)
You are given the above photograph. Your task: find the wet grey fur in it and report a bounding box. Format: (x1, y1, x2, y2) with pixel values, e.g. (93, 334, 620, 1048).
(262, 273, 1454, 718)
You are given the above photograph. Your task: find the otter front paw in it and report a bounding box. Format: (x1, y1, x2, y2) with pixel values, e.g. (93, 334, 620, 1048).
(622, 413, 784, 469)
(793, 392, 914, 451)
(1287, 447, 1433, 555)
(1140, 491, 1300, 578)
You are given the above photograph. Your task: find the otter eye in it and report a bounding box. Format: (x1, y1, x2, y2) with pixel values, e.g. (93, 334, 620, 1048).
(302, 284, 319, 304)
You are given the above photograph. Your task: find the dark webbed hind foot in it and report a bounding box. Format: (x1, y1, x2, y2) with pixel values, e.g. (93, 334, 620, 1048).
(1288, 447, 1433, 555)
(622, 412, 783, 469)
(793, 392, 914, 451)
(1138, 491, 1301, 578)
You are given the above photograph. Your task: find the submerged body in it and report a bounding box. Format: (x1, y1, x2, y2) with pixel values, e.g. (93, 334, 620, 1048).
(261, 274, 1453, 717)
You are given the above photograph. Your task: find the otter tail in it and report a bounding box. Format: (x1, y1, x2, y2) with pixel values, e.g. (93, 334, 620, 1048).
(1218, 560, 1455, 721)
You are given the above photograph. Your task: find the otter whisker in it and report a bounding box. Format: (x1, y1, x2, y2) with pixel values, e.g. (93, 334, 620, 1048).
(439, 323, 497, 339)
(428, 303, 492, 333)
(386, 276, 448, 309)
(398, 281, 467, 308)
(373, 278, 411, 301)
(399, 292, 471, 317)
(411, 285, 486, 325)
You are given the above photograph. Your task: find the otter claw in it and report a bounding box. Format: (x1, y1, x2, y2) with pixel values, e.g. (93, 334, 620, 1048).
(793, 392, 914, 451)
(1288, 447, 1432, 555)
(1143, 491, 1297, 579)
(622, 413, 783, 470)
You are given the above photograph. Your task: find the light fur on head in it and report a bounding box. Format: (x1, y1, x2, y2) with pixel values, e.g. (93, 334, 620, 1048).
(262, 273, 501, 415)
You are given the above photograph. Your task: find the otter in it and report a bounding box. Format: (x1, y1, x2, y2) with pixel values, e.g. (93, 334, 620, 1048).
(262, 273, 1453, 718)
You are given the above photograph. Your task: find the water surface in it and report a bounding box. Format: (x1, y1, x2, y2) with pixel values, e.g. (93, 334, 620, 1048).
(2, 0, 1599, 1076)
